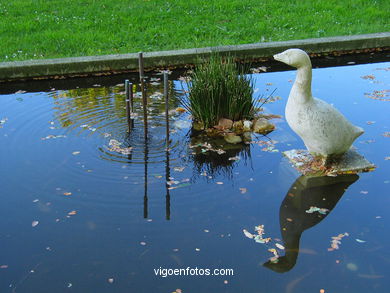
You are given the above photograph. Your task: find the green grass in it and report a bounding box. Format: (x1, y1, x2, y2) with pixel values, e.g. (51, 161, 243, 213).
(0, 0, 389, 62)
(181, 55, 257, 128)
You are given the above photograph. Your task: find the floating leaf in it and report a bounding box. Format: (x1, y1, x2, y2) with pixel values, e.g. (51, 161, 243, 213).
(275, 243, 285, 250)
(239, 188, 247, 194)
(355, 239, 366, 243)
(32, 221, 39, 227)
(63, 192, 72, 196)
(243, 229, 254, 239)
(68, 210, 77, 216)
(72, 151, 80, 155)
(173, 167, 185, 172)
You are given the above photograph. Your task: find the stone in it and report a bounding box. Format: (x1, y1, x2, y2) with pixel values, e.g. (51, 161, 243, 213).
(192, 121, 204, 131)
(273, 49, 364, 158)
(283, 149, 375, 176)
(232, 120, 244, 134)
(224, 133, 242, 144)
(253, 118, 275, 134)
(243, 120, 252, 131)
(218, 118, 233, 129)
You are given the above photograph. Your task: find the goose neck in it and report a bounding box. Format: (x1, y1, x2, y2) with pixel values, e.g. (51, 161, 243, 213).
(293, 65, 312, 98)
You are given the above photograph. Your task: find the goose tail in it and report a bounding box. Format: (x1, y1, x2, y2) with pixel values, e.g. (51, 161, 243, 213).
(353, 126, 364, 140)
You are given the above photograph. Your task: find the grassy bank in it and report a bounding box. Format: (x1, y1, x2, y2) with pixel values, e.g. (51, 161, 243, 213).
(0, 0, 389, 62)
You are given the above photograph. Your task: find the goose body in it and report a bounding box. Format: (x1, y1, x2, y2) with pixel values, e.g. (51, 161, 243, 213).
(273, 49, 364, 157)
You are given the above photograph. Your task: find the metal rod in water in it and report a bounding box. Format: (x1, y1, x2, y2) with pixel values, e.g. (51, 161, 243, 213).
(165, 147, 171, 220)
(125, 79, 131, 132)
(164, 71, 169, 148)
(139, 52, 148, 139)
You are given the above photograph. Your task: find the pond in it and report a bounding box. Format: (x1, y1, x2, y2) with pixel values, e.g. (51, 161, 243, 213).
(0, 57, 389, 293)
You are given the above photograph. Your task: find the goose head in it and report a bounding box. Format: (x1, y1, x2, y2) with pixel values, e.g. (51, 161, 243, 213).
(273, 49, 311, 68)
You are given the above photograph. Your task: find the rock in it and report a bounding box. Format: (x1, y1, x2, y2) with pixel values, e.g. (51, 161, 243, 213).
(224, 133, 242, 144)
(218, 118, 233, 129)
(193, 121, 204, 131)
(253, 118, 275, 134)
(243, 120, 252, 131)
(232, 121, 244, 134)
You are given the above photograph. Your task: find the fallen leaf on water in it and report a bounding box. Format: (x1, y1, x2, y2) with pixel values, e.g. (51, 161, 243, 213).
(72, 151, 80, 155)
(15, 90, 26, 94)
(243, 229, 254, 239)
(140, 242, 146, 246)
(216, 182, 223, 185)
(32, 221, 39, 227)
(63, 192, 72, 196)
(356, 239, 366, 243)
(275, 243, 285, 250)
(176, 107, 186, 113)
(239, 188, 247, 194)
(195, 248, 200, 251)
(328, 232, 349, 251)
(173, 166, 185, 172)
(68, 210, 77, 216)
(366, 121, 375, 125)
(360, 190, 368, 194)
(108, 278, 114, 283)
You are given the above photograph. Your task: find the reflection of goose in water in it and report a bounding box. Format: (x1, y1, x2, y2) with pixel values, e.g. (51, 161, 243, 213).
(264, 174, 359, 273)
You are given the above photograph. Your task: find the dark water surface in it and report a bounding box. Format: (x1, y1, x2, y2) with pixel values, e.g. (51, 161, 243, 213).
(1, 61, 389, 293)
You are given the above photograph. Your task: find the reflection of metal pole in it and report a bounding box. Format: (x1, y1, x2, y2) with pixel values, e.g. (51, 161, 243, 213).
(164, 71, 169, 148)
(143, 139, 149, 219)
(165, 149, 171, 220)
(139, 52, 148, 139)
(164, 71, 171, 220)
(125, 79, 132, 132)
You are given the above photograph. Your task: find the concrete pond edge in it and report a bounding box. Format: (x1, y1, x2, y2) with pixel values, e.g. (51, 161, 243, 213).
(0, 32, 389, 82)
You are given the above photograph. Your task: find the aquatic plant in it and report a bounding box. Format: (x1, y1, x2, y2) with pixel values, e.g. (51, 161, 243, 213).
(181, 55, 259, 129)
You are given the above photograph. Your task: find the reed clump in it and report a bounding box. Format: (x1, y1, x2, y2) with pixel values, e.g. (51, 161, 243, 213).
(181, 56, 258, 129)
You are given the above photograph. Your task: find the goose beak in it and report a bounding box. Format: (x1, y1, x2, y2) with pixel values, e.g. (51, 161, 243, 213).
(273, 53, 283, 62)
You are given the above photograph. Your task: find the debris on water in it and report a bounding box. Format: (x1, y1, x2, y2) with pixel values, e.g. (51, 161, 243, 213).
(216, 182, 223, 185)
(0, 117, 8, 128)
(107, 139, 133, 155)
(68, 210, 77, 216)
(195, 248, 200, 252)
(243, 229, 254, 239)
(361, 75, 375, 80)
(239, 188, 247, 194)
(173, 167, 185, 172)
(364, 89, 390, 101)
(0, 265, 8, 269)
(32, 221, 39, 227)
(63, 192, 72, 196)
(72, 151, 80, 155)
(305, 206, 329, 215)
(275, 243, 285, 250)
(355, 239, 366, 243)
(168, 183, 191, 190)
(228, 156, 240, 161)
(14, 90, 26, 94)
(382, 132, 390, 137)
(176, 107, 186, 113)
(328, 232, 349, 251)
(243, 225, 272, 244)
(108, 278, 114, 284)
(360, 190, 368, 194)
(366, 121, 376, 125)
(41, 134, 67, 140)
(67, 283, 72, 288)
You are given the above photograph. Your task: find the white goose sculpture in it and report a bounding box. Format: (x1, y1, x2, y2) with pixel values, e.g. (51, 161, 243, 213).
(273, 49, 364, 159)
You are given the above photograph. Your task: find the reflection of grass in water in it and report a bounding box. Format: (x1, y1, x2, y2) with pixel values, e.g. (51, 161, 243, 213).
(188, 133, 252, 179)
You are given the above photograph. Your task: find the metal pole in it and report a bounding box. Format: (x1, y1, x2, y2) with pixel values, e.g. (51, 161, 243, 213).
(139, 52, 148, 139)
(164, 71, 169, 149)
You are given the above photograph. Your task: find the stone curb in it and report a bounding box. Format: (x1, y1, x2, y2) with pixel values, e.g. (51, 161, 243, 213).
(0, 32, 389, 81)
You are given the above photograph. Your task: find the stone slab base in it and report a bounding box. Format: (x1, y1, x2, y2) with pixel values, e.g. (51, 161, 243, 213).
(283, 149, 376, 176)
